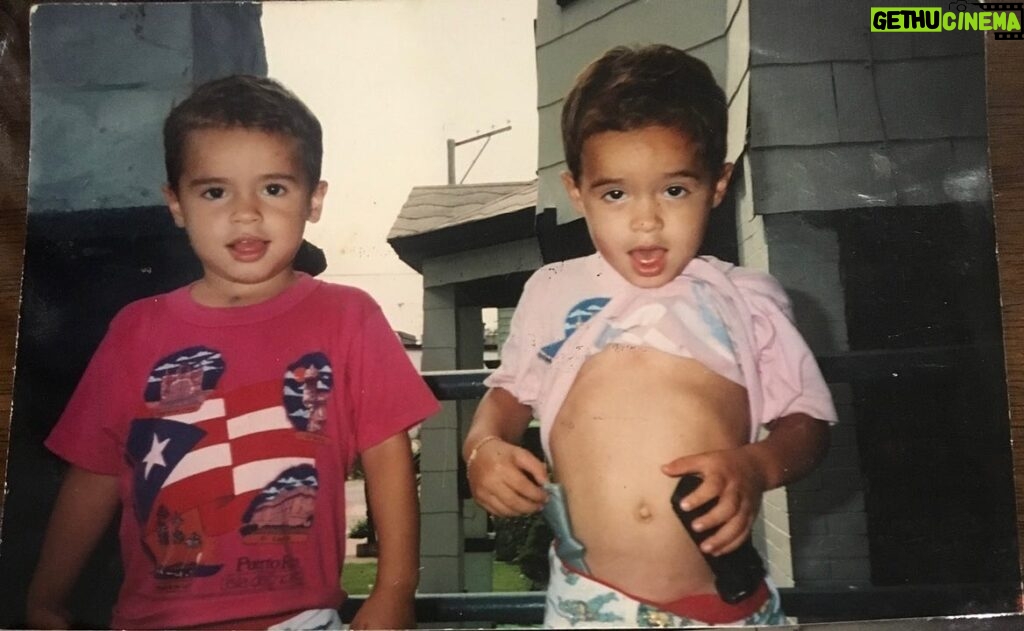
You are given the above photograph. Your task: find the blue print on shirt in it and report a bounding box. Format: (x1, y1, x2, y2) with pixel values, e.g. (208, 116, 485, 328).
(694, 281, 735, 354)
(539, 297, 610, 362)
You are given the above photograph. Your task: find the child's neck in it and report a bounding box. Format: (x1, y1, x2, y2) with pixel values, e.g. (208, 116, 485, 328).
(190, 271, 299, 308)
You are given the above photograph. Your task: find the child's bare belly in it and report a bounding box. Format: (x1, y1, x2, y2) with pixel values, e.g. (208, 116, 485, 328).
(548, 345, 750, 603)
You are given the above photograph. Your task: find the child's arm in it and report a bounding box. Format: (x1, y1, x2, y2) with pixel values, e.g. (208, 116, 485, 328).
(463, 387, 549, 517)
(26, 465, 120, 629)
(661, 412, 830, 556)
(349, 431, 419, 631)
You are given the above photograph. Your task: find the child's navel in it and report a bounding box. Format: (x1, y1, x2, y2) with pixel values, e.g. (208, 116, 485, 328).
(634, 502, 654, 523)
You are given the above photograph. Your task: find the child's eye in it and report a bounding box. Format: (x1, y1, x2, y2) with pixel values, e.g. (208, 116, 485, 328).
(601, 189, 626, 202)
(265, 183, 287, 196)
(665, 185, 688, 199)
(201, 187, 225, 200)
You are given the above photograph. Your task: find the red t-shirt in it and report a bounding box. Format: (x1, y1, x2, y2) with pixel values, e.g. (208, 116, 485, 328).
(46, 274, 440, 629)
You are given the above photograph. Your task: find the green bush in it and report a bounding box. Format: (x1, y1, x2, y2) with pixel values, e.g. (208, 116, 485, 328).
(348, 517, 371, 540)
(493, 515, 533, 562)
(515, 516, 553, 589)
(493, 513, 552, 589)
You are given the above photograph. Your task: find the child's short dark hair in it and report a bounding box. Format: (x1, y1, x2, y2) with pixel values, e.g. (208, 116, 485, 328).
(561, 44, 728, 182)
(163, 75, 323, 190)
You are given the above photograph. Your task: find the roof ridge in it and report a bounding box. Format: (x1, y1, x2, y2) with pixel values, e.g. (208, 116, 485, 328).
(408, 179, 537, 192)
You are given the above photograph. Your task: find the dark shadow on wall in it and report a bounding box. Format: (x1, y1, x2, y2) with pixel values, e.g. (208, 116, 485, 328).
(838, 203, 1017, 586)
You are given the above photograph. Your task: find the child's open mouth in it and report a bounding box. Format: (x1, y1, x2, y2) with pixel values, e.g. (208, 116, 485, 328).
(630, 247, 667, 276)
(228, 237, 269, 262)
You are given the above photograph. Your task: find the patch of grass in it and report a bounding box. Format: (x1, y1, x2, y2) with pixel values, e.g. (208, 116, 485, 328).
(341, 561, 534, 595)
(492, 560, 533, 592)
(342, 562, 378, 595)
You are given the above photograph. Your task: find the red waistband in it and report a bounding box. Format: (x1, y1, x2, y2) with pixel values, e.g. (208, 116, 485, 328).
(557, 556, 771, 624)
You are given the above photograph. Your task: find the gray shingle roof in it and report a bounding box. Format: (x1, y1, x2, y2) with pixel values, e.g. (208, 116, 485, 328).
(388, 180, 537, 240)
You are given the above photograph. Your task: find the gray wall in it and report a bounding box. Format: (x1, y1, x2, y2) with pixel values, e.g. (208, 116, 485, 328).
(29, 3, 267, 213)
(418, 239, 544, 596)
(748, 0, 988, 216)
(749, 0, 997, 590)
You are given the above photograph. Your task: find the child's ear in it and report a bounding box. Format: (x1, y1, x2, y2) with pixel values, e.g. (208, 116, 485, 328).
(162, 184, 186, 228)
(560, 171, 586, 217)
(307, 180, 328, 223)
(711, 163, 735, 208)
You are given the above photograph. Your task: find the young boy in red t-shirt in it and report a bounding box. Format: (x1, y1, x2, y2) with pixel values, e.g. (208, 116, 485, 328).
(27, 75, 439, 630)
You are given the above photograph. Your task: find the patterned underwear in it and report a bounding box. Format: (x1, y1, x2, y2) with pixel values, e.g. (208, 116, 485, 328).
(267, 608, 341, 630)
(540, 485, 782, 628)
(544, 547, 783, 628)
(189, 608, 342, 630)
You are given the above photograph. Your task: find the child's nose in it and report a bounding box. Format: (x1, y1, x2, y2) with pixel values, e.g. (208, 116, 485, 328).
(231, 196, 262, 222)
(630, 198, 662, 232)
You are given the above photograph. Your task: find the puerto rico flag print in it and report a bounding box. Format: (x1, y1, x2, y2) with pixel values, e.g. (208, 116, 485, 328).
(126, 347, 332, 579)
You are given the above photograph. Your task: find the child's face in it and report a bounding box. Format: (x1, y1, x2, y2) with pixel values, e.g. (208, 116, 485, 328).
(563, 125, 732, 288)
(163, 127, 326, 306)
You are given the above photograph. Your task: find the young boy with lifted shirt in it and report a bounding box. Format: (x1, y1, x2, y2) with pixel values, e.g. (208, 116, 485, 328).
(27, 76, 439, 630)
(464, 45, 837, 627)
